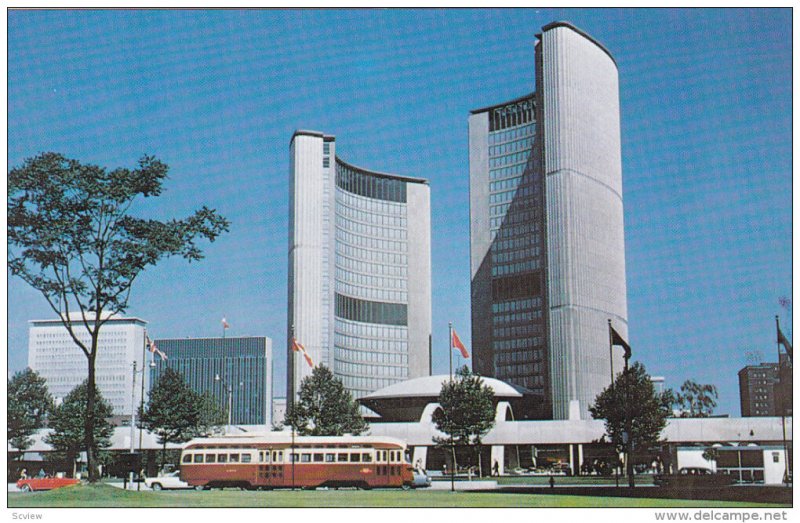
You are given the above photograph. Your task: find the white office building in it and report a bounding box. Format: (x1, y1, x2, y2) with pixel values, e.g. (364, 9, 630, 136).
(28, 313, 150, 418)
(288, 130, 432, 405)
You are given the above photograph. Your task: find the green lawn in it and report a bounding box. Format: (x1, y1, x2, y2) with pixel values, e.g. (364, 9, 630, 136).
(7, 483, 787, 508)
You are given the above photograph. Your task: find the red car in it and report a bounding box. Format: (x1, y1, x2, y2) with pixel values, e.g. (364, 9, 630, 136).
(16, 477, 80, 492)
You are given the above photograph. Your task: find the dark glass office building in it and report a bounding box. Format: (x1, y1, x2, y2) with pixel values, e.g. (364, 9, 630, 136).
(150, 336, 272, 427)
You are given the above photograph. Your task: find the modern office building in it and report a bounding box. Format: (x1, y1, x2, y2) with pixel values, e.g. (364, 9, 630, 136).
(288, 130, 432, 405)
(151, 337, 272, 427)
(469, 22, 628, 420)
(28, 313, 149, 418)
(739, 354, 792, 417)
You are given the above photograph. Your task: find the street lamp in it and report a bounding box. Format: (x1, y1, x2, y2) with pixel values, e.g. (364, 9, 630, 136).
(129, 359, 156, 489)
(214, 374, 242, 433)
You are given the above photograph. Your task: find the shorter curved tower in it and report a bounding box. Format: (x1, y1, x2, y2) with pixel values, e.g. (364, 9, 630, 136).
(288, 131, 431, 405)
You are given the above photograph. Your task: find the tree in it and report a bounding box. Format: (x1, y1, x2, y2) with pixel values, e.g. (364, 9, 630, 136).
(284, 365, 368, 436)
(45, 380, 114, 478)
(589, 362, 671, 487)
(197, 391, 227, 437)
(8, 153, 229, 481)
(139, 368, 214, 467)
(432, 366, 496, 478)
(8, 368, 54, 455)
(673, 380, 719, 418)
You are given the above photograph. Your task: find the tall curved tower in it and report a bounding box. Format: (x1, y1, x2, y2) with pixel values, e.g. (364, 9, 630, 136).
(288, 131, 431, 406)
(469, 22, 627, 420)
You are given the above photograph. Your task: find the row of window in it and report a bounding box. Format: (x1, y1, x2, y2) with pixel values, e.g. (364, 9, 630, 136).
(489, 150, 532, 170)
(497, 365, 545, 381)
(489, 99, 535, 132)
(489, 136, 534, 157)
(490, 161, 529, 181)
(488, 122, 535, 144)
(340, 375, 398, 395)
(492, 259, 541, 277)
(334, 345, 409, 366)
(333, 332, 408, 352)
(494, 324, 544, 339)
(336, 202, 407, 228)
(336, 215, 408, 240)
(335, 267, 408, 291)
(490, 183, 538, 205)
(493, 208, 537, 228)
(336, 253, 408, 278)
(493, 337, 545, 351)
(334, 360, 408, 379)
(335, 280, 408, 304)
(492, 247, 540, 265)
(336, 228, 407, 253)
(335, 318, 409, 341)
(336, 242, 408, 266)
(492, 310, 543, 325)
(336, 190, 406, 216)
(491, 235, 536, 253)
(335, 293, 408, 326)
(336, 162, 408, 203)
(490, 203, 511, 217)
(495, 350, 545, 365)
(491, 221, 540, 244)
(490, 176, 521, 193)
(492, 296, 542, 314)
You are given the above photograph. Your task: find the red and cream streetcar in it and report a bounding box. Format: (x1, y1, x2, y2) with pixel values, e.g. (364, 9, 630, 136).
(180, 433, 414, 490)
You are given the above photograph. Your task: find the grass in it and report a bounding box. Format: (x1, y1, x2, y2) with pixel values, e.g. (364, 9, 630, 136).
(7, 483, 788, 508)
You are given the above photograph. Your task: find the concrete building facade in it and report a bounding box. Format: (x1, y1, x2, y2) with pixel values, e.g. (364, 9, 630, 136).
(28, 313, 149, 418)
(288, 130, 432, 405)
(469, 22, 627, 420)
(151, 336, 272, 428)
(739, 354, 792, 417)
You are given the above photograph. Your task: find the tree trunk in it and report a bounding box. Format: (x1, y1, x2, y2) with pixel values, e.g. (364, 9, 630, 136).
(85, 341, 98, 482)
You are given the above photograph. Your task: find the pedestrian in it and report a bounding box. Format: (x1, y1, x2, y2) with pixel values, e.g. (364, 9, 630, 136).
(549, 475, 555, 488)
(19, 468, 27, 480)
(37, 468, 45, 478)
(492, 460, 499, 477)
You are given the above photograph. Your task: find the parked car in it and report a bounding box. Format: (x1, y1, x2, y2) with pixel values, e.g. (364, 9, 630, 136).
(654, 467, 735, 488)
(144, 470, 192, 491)
(412, 468, 431, 488)
(16, 477, 80, 492)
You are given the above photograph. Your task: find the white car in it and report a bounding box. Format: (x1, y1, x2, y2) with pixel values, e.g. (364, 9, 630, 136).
(144, 470, 192, 491)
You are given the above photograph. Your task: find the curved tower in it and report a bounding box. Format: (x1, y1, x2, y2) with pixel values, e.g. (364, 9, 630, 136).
(469, 22, 627, 420)
(288, 131, 431, 405)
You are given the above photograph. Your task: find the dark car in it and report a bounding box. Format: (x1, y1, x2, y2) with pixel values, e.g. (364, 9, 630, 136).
(654, 467, 735, 488)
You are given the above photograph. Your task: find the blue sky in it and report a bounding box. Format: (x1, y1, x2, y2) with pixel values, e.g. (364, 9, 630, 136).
(7, 8, 792, 417)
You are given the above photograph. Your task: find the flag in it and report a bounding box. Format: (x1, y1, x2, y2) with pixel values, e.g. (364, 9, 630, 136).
(147, 336, 167, 361)
(451, 328, 469, 359)
(778, 325, 793, 361)
(609, 324, 631, 361)
(222, 317, 230, 329)
(303, 351, 314, 368)
(291, 338, 305, 353)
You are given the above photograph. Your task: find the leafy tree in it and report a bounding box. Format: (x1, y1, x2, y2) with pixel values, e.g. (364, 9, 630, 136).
(197, 391, 227, 437)
(284, 365, 368, 436)
(8, 152, 229, 481)
(138, 368, 215, 466)
(8, 368, 54, 455)
(673, 380, 719, 418)
(589, 362, 671, 487)
(45, 380, 114, 478)
(432, 366, 496, 477)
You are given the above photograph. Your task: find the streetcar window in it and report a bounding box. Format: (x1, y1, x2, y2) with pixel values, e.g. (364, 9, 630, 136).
(182, 454, 192, 464)
(290, 453, 299, 463)
(230, 454, 240, 463)
(362, 453, 372, 463)
(337, 453, 348, 462)
(313, 453, 324, 462)
(301, 454, 311, 463)
(325, 454, 335, 462)
(351, 454, 361, 463)
(272, 451, 279, 462)
(241, 454, 252, 463)
(218, 454, 228, 463)
(259, 452, 265, 463)
(193, 454, 204, 463)
(206, 454, 216, 463)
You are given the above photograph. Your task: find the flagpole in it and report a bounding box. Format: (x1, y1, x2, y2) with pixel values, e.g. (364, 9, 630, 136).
(449, 322, 453, 382)
(608, 320, 615, 388)
(776, 316, 790, 485)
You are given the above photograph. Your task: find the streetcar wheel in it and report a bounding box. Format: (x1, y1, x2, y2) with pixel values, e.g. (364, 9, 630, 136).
(401, 483, 411, 491)
(194, 485, 206, 491)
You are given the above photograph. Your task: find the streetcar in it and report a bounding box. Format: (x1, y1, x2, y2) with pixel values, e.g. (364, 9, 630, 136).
(179, 433, 415, 490)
